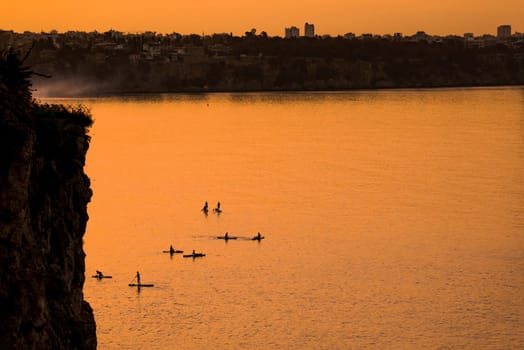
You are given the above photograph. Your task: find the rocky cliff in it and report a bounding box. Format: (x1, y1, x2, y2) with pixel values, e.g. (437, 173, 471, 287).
(0, 51, 96, 349)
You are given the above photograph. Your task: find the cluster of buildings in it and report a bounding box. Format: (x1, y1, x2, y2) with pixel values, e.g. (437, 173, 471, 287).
(283, 23, 522, 48)
(0, 24, 521, 67)
(0, 29, 214, 65)
(463, 25, 518, 48)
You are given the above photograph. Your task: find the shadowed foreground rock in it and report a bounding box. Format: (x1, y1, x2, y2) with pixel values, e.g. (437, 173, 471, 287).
(0, 51, 96, 349)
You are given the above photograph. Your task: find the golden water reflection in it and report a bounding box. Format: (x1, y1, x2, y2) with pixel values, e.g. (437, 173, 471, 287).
(52, 88, 524, 349)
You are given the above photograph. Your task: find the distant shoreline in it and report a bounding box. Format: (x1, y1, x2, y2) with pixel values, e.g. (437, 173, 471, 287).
(19, 31, 521, 98)
(33, 83, 524, 99)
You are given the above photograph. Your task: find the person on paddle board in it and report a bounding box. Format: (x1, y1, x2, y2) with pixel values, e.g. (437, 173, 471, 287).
(202, 201, 208, 212)
(170, 245, 174, 254)
(136, 271, 141, 284)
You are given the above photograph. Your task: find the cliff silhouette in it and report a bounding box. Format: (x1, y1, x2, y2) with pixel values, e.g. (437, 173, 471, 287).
(0, 51, 96, 349)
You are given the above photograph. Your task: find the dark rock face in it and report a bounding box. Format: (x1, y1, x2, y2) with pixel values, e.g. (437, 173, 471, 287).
(0, 52, 96, 349)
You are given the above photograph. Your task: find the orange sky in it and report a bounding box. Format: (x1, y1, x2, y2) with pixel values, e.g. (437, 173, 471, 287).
(1, 0, 523, 36)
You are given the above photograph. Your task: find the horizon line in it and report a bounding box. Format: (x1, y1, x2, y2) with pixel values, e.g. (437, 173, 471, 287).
(2, 26, 520, 38)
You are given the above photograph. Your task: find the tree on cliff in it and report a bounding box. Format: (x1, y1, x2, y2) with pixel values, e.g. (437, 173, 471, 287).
(0, 49, 32, 104)
(0, 49, 33, 178)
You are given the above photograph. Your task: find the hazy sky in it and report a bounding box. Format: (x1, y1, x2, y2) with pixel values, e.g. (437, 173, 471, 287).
(2, 0, 523, 36)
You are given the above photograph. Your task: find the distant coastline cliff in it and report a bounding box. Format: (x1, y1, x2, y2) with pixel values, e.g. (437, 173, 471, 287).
(1, 31, 522, 96)
(0, 52, 96, 349)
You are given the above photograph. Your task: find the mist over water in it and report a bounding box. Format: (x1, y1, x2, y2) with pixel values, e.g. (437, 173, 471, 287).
(33, 78, 115, 98)
(46, 88, 524, 349)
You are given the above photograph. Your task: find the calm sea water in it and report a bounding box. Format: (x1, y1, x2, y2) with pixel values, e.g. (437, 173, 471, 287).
(44, 88, 524, 349)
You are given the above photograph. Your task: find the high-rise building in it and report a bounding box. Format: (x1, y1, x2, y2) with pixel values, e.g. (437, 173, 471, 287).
(285, 26, 300, 39)
(304, 22, 315, 38)
(497, 25, 511, 40)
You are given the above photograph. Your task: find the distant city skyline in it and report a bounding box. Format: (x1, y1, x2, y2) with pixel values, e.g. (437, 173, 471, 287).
(1, 0, 523, 36)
